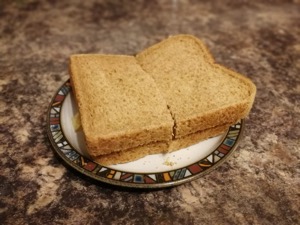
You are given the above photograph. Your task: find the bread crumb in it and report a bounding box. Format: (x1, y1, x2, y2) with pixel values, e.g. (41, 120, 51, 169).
(163, 158, 176, 166)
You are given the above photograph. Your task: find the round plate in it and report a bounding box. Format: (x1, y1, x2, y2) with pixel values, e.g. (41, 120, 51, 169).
(47, 80, 244, 189)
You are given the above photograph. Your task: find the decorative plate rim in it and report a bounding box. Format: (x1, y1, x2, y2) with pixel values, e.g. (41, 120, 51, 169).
(47, 80, 245, 189)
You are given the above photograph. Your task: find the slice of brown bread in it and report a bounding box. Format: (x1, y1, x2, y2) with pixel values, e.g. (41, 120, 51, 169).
(136, 34, 256, 138)
(70, 54, 174, 157)
(93, 123, 230, 165)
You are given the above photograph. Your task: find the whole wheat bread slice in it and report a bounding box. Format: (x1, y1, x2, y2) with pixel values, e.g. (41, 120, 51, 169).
(70, 54, 174, 157)
(136, 34, 256, 138)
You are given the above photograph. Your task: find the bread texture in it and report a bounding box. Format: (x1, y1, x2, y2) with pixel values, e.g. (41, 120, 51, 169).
(69, 34, 256, 165)
(70, 54, 174, 157)
(93, 123, 230, 165)
(136, 34, 256, 138)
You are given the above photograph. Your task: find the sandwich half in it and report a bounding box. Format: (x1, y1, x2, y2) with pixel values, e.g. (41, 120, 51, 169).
(70, 54, 174, 158)
(136, 34, 256, 139)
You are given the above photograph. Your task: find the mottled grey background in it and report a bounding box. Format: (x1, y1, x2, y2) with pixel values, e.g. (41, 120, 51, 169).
(0, 0, 299, 224)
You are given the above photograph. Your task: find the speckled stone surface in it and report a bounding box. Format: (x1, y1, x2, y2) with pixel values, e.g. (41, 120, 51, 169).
(0, 0, 299, 224)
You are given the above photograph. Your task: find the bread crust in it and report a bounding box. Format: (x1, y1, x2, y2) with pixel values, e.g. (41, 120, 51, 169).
(85, 123, 172, 157)
(93, 123, 230, 165)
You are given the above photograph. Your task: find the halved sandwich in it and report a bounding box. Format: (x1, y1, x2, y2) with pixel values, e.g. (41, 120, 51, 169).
(70, 35, 256, 165)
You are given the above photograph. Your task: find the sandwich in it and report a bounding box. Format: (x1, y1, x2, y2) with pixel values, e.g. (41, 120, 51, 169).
(69, 35, 256, 165)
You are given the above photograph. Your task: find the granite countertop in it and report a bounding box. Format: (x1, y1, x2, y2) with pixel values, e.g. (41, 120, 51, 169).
(1, 0, 299, 224)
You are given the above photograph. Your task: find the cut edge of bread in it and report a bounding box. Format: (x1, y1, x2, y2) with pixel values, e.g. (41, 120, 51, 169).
(93, 123, 231, 166)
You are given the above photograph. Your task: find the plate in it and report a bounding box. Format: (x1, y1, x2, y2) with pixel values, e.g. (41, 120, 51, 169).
(47, 80, 244, 188)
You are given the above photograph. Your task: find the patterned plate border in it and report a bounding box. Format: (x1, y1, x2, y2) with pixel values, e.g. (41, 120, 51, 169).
(47, 80, 244, 189)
